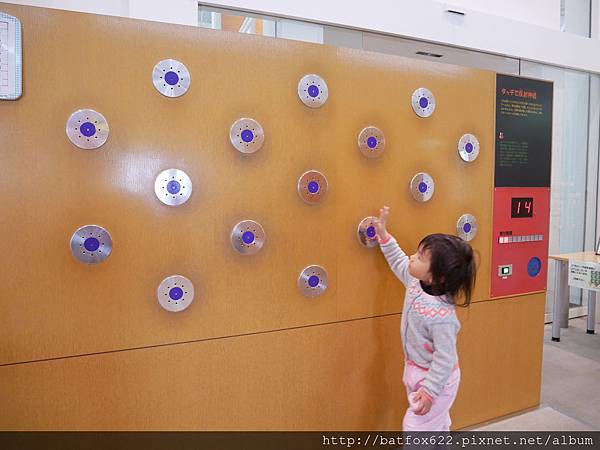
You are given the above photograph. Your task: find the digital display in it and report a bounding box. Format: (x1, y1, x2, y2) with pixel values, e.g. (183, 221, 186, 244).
(511, 197, 533, 218)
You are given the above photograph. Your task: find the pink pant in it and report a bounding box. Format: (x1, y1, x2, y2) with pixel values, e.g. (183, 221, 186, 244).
(402, 362, 461, 431)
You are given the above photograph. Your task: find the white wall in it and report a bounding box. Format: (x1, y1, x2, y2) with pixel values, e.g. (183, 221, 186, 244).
(3, 0, 199, 26)
(3, 0, 128, 15)
(129, 0, 197, 26)
(201, 0, 600, 74)
(3, 0, 600, 73)
(435, 0, 561, 30)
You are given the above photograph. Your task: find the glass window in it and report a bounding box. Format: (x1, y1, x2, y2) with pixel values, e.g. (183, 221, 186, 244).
(520, 62, 598, 317)
(198, 6, 321, 41)
(561, 0, 591, 36)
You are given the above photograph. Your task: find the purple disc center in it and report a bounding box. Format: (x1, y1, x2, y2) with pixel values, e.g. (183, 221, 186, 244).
(164, 71, 179, 86)
(418, 182, 428, 193)
(80, 122, 96, 137)
(419, 97, 429, 108)
(242, 231, 255, 245)
(308, 181, 319, 194)
(241, 130, 254, 143)
(465, 143, 474, 153)
(366, 226, 376, 238)
(308, 85, 319, 98)
(308, 275, 320, 288)
(169, 287, 183, 300)
(84, 237, 100, 252)
(167, 180, 181, 194)
(367, 137, 378, 149)
(463, 223, 472, 233)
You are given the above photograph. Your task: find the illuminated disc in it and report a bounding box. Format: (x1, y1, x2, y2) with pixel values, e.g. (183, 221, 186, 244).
(298, 265, 328, 298)
(297, 74, 328, 108)
(231, 220, 266, 255)
(66, 109, 109, 149)
(411, 87, 436, 118)
(527, 257, 542, 277)
(154, 169, 193, 206)
(357, 126, 385, 158)
(152, 59, 191, 98)
(70, 225, 112, 264)
(357, 216, 379, 248)
(458, 133, 480, 162)
(456, 214, 478, 241)
(410, 172, 435, 202)
(157, 275, 194, 312)
(297, 170, 328, 205)
(229, 118, 264, 154)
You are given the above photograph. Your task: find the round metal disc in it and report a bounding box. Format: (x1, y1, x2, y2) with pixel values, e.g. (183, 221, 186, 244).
(456, 214, 478, 241)
(410, 172, 435, 202)
(411, 87, 436, 118)
(231, 220, 266, 255)
(157, 275, 194, 312)
(298, 265, 328, 298)
(152, 59, 191, 98)
(70, 225, 112, 264)
(154, 169, 192, 206)
(458, 133, 480, 162)
(297, 170, 328, 205)
(229, 118, 264, 154)
(358, 126, 385, 158)
(357, 216, 379, 248)
(297, 74, 328, 108)
(66, 109, 109, 149)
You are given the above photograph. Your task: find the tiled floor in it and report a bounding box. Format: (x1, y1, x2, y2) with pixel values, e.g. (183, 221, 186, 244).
(474, 407, 593, 431)
(470, 317, 600, 431)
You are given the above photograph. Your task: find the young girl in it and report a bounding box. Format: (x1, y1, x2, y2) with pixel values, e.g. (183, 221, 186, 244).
(374, 206, 476, 431)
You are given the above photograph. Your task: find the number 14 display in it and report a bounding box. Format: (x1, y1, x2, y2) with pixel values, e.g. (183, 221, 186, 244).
(511, 197, 533, 218)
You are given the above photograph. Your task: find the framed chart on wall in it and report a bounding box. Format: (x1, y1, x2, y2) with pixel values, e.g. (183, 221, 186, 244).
(0, 11, 22, 100)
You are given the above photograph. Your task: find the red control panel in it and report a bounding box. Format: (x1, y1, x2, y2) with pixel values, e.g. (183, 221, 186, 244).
(491, 187, 550, 298)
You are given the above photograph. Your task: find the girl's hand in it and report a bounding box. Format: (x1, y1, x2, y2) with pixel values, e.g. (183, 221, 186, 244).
(412, 387, 433, 415)
(374, 206, 390, 241)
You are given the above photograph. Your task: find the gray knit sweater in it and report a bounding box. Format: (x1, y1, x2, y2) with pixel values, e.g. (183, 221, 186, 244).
(380, 236, 460, 398)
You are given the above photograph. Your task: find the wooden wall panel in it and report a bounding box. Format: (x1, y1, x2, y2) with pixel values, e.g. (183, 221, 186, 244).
(0, 294, 544, 430)
(453, 292, 545, 429)
(333, 47, 495, 319)
(0, 4, 496, 365)
(1, 3, 543, 431)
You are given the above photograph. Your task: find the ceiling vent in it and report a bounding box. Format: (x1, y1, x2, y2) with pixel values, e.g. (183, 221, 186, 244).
(416, 51, 443, 58)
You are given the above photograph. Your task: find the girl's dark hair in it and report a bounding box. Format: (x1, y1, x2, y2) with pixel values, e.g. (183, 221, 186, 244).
(419, 233, 476, 307)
